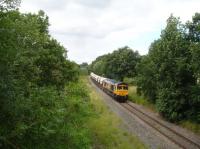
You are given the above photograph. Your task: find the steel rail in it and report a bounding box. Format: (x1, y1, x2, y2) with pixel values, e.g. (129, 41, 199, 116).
(90, 77, 200, 149)
(121, 103, 200, 149)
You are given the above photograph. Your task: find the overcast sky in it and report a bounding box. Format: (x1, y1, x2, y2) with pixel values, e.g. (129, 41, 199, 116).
(20, 0, 200, 64)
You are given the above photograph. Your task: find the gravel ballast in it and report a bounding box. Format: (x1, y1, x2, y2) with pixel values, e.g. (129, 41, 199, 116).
(89, 78, 182, 149)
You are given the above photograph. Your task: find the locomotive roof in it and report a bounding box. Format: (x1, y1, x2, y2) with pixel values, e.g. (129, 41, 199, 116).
(116, 82, 128, 85)
(104, 79, 128, 85)
(108, 79, 117, 83)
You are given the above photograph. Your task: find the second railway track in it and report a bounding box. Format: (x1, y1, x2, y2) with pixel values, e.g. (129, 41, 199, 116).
(120, 102, 200, 149)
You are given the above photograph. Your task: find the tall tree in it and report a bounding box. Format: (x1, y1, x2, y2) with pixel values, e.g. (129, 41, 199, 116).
(0, 9, 79, 148)
(137, 15, 198, 122)
(187, 13, 200, 122)
(136, 40, 160, 102)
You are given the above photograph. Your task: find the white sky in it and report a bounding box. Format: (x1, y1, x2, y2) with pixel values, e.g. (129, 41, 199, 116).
(20, 0, 200, 64)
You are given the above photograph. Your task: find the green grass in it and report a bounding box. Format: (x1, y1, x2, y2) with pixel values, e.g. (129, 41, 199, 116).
(128, 86, 156, 111)
(82, 76, 147, 149)
(179, 121, 200, 135)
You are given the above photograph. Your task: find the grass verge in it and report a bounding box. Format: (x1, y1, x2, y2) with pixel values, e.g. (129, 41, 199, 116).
(82, 76, 147, 149)
(128, 86, 156, 111)
(179, 121, 200, 135)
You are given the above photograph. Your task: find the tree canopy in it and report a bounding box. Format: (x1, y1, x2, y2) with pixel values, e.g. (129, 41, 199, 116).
(0, 6, 82, 148)
(0, 0, 21, 10)
(90, 46, 140, 81)
(136, 14, 200, 122)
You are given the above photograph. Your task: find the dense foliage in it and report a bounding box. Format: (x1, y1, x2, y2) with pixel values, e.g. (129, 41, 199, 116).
(137, 14, 200, 122)
(90, 46, 140, 81)
(1, 1, 199, 147)
(0, 1, 91, 148)
(89, 13, 200, 123)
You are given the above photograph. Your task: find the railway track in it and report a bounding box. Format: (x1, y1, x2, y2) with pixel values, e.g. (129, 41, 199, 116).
(120, 101, 200, 149)
(90, 77, 200, 149)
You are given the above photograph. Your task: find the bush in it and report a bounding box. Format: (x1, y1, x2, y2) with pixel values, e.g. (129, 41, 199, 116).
(0, 7, 90, 148)
(0, 81, 92, 149)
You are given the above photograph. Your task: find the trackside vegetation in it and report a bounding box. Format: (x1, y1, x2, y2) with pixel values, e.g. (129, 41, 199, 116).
(136, 15, 200, 123)
(82, 76, 147, 149)
(1, 0, 199, 147)
(128, 86, 156, 112)
(0, 1, 92, 148)
(90, 14, 200, 127)
(0, 1, 148, 148)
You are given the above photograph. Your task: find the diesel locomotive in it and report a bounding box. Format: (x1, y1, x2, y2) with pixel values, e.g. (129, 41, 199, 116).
(90, 72, 128, 102)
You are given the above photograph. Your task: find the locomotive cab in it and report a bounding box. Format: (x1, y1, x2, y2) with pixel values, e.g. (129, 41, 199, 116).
(114, 83, 128, 102)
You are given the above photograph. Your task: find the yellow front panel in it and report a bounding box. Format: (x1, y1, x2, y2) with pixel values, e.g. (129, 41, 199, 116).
(114, 90, 128, 96)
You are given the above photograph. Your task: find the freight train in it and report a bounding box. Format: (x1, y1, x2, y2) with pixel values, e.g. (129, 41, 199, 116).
(90, 72, 128, 102)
